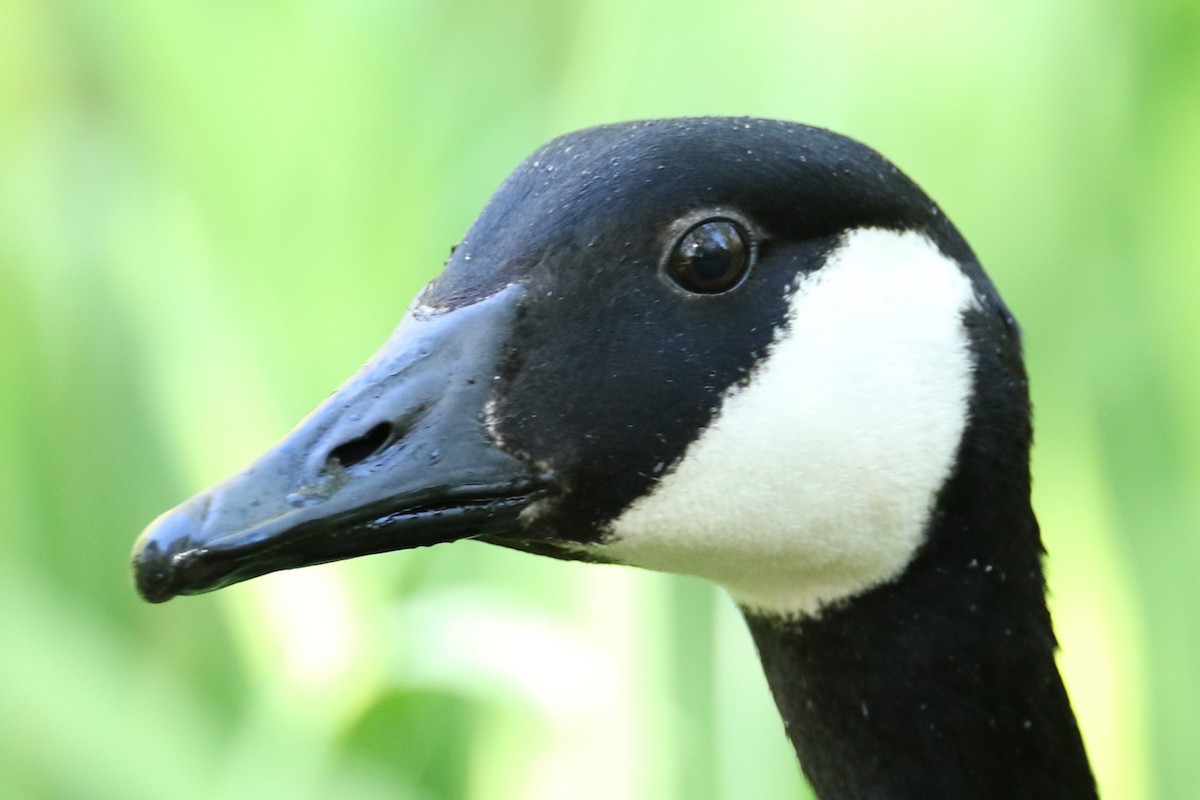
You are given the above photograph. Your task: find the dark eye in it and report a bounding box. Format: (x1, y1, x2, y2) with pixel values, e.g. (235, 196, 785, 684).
(665, 219, 752, 294)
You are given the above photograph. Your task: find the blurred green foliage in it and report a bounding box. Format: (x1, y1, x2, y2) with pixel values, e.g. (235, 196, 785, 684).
(1, 0, 1197, 798)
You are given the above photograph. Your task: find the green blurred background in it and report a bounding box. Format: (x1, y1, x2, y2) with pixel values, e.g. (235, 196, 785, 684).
(1, 0, 1197, 797)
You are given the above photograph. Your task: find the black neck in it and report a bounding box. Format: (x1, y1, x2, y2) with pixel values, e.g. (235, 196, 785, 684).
(744, 516, 1096, 799)
(743, 319, 1096, 799)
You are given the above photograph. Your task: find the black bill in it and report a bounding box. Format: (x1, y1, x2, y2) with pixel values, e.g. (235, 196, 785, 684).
(131, 284, 546, 603)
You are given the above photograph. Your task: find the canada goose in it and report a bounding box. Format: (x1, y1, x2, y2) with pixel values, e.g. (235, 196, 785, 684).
(132, 117, 1097, 798)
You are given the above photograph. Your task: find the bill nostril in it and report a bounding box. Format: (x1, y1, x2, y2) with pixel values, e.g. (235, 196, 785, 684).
(328, 422, 394, 469)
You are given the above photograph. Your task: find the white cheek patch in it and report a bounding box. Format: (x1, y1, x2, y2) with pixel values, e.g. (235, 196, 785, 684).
(593, 228, 979, 617)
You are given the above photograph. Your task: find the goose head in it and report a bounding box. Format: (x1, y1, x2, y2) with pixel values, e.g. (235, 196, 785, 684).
(133, 118, 997, 614)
